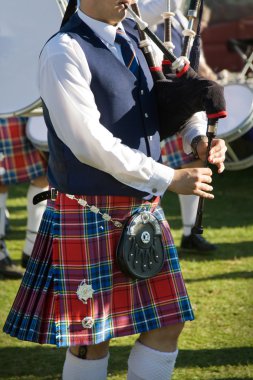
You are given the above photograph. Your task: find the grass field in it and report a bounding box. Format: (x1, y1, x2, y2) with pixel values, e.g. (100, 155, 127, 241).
(0, 166, 253, 379)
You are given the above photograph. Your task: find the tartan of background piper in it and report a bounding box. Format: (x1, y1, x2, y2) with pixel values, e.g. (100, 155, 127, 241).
(4, 193, 194, 347)
(0, 117, 47, 185)
(161, 134, 195, 169)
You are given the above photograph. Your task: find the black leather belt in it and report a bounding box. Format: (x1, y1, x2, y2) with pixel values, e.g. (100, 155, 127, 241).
(33, 188, 58, 205)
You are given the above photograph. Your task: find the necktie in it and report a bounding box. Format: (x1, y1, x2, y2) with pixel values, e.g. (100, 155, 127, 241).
(115, 28, 139, 77)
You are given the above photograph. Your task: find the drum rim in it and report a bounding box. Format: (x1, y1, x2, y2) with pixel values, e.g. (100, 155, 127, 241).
(217, 116, 253, 141)
(0, 100, 43, 119)
(217, 83, 253, 140)
(225, 156, 253, 171)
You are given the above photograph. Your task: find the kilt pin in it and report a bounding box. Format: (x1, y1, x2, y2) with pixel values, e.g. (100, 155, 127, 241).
(0, 117, 47, 185)
(4, 193, 194, 347)
(161, 134, 195, 169)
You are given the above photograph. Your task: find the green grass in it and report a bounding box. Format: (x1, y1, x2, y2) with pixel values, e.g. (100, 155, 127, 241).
(0, 167, 253, 379)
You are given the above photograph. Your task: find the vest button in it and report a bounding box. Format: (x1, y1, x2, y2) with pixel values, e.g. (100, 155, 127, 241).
(144, 113, 149, 118)
(141, 90, 144, 95)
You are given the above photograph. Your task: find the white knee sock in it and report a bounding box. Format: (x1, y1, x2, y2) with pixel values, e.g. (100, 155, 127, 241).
(127, 340, 178, 380)
(0, 192, 8, 238)
(23, 184, 47, 256)
(62, 348, 109, 380)
(178, 194, 199, 236)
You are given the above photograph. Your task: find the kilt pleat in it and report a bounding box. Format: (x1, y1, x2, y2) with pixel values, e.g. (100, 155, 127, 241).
(161, 134, 195, 169)
(4, 194, 194, 347)
(4, 205, 56, 344)
(0, 117, 46, 185)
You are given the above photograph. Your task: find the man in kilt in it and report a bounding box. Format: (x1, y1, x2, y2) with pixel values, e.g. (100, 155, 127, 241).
(3, 1, 227, 379)
(0, 116, 48, 278)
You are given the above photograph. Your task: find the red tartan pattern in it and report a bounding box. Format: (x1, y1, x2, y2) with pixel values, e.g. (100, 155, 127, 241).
(0, 117, 47, 185)
(161, 134, 195, 169)
(4, 194, 194, 347)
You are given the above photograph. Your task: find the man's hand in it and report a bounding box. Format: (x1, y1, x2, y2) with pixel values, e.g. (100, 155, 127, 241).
(197, 138, 227, 174)
(168, 167, 214, 198)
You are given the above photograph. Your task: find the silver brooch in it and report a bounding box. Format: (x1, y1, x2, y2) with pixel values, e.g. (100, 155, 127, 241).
(82, 317, 94, 329)
(76, 280, 94, 304)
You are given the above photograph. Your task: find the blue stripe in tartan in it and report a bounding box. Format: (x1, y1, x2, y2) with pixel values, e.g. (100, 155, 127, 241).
(166, 245, 181, 272)
(161, 135, 195, 169)
(178, 297, 194, 320)
(89, 263, 112, 291)
(132, 306, 160, 332)
(92, 318, 114, 342)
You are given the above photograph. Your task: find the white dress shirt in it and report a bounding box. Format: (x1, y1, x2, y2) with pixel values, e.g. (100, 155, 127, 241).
(39, 9, 206, 197)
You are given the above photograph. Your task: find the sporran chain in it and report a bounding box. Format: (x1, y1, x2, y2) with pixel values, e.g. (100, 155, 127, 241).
(66, 194, 123, 228)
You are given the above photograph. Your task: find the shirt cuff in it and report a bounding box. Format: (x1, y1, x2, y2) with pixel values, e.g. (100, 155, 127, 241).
(148, 161, 175, 196)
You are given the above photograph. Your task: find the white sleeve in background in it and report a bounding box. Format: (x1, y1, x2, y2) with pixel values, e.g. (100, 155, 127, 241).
(39, 33, 174, 196)
(179, 112, 208, 154)
(137, 0, 178, 26)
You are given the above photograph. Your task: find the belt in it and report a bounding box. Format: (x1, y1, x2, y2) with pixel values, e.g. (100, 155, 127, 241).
(33, 188, 58, 205)
(33, 189, 159, 205)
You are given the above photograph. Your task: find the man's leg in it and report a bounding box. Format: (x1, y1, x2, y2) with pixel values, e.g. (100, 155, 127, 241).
(0, 185, 23, 278)
(62, 341, 110, 380)
(179, 160, 217, 253)
(127, 323, 184, 380)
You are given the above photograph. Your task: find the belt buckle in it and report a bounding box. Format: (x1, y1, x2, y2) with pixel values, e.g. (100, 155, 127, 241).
(51, 188, 58, 201)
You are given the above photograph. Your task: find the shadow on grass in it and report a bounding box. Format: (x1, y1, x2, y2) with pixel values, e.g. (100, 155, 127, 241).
(176, 347, 253, 367)
(185, 270, 253, 282)
(178, 241, 253, 261)
(0, 346, 252, 378)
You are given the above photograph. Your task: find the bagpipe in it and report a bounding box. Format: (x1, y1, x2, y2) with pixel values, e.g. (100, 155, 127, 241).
(128, 0, 227, 140)
(128, 0, 228, 234)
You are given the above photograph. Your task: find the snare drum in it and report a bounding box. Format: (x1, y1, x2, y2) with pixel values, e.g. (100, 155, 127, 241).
(217, 83, 253, 170)
(0, 0, 67, 118)
(26, 116, 49, 152)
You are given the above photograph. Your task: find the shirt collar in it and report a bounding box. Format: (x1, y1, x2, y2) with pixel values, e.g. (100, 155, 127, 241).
(77, 8, 129, 46)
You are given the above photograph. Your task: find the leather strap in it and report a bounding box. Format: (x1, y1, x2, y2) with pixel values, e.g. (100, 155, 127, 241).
(33, 188, 58, 205)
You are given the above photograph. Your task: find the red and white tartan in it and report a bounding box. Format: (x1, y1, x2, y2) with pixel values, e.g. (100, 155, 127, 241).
(4, 193, 194, 347)
(0, 117, 47, 185)
(161, 134, 195, 169)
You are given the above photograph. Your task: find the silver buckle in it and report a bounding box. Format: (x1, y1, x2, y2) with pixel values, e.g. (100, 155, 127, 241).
(51, 188, 58, 201)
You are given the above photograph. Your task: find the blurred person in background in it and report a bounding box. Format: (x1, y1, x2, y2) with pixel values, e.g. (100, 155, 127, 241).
(0, 116, 48, 278)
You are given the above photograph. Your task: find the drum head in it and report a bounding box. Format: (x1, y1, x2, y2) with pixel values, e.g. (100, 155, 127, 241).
(217, 84, 253, 141)
(26, 116, 49, 152)
(0, 0, 66, 117)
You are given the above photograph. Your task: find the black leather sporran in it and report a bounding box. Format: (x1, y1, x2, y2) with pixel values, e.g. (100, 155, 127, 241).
(116, 211, 165, 280)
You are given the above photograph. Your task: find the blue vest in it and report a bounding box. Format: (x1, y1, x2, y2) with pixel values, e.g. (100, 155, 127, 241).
(43, 14, 161, 196)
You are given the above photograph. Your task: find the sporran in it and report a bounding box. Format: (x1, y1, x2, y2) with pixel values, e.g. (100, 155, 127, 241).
(116, 211, 165, 280)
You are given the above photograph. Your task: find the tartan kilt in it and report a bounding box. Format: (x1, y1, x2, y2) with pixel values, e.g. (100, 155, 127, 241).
(4, 193, 194, 347)
(0, 117, 47, 185)
(161, 134, 195, 169)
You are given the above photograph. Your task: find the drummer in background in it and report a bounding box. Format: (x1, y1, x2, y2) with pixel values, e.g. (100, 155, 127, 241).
(139, 0, 220, 253)
(0, 117, 48, 278)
